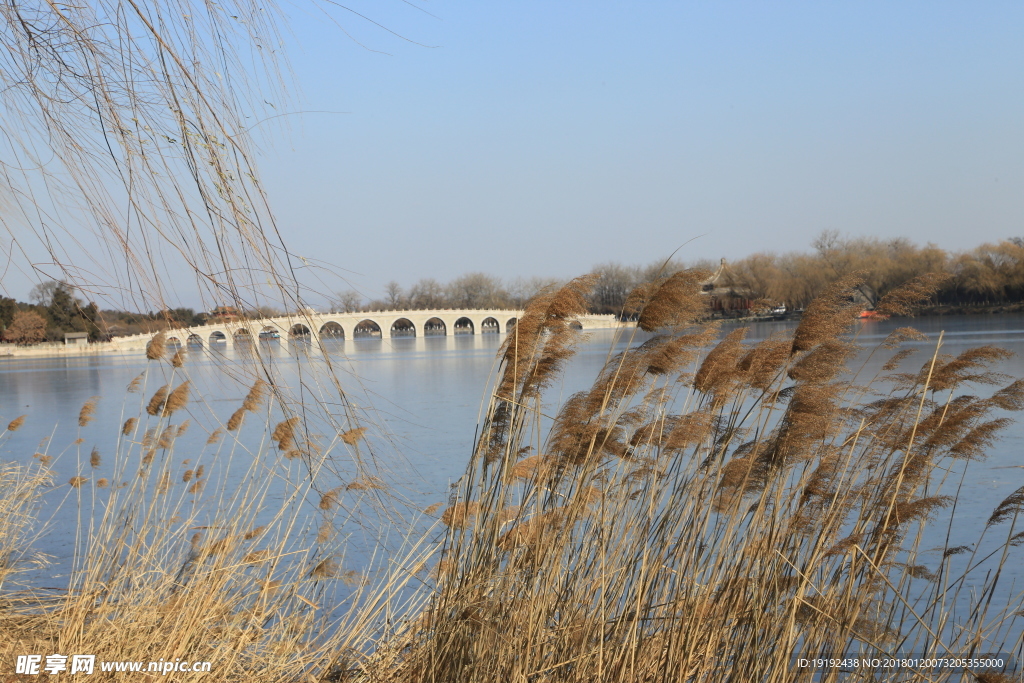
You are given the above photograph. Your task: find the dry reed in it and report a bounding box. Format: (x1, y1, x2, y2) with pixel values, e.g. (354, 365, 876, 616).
(341, 426, 368, 446)
(145, 386, 168, 416)
(78, 396, 99, 427)
(6, 415, 25, 431)
(146, 332, 166, 360)
(162, 381, 190, 416)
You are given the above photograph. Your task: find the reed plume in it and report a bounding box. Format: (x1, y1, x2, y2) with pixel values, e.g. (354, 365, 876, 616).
(319, 488, 341, 510)
(89, 447, 101, 468)
(631, 268, 710, 332)
(121, 417, 137, 435)
(791, 272, 865, 353)
(127, 373, 144, 393)
(206, 428, 223, 444)
(341, 427, 367, 446)
(272, 416, 300, 450)
(146, 386, 169, 416)
(162, 381, 190, 416)
(440, 502, 481, 529)
(242, 379, 267, 412)
(346, 477, 384, 491)
(310, 557, 338, 579)
(873, 272, 950, 317)
(95, 478, 108, 489)
(6, 415, 26, 432)
(170, 348, 185, 368)
(227, 409, 246, 431)
(176, 420, 190, 437)
(158, 426, 176, 449)
(68, 476, 87, 488)
(146, 332, 166, 360)
(78, 396, 99, 427)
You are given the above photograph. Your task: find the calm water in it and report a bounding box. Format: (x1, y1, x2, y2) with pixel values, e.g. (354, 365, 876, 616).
(2, 315, 1024, 607)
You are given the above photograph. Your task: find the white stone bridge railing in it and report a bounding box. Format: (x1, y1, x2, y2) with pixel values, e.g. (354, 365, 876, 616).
(109, 309, 622, 350)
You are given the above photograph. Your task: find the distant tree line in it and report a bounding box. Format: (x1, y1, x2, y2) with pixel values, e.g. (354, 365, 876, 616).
(332, 234, 1024, 320)
(0, 281, 220, 344)
(722, 232, 1024, 310)
(6, 234, 1021, 345)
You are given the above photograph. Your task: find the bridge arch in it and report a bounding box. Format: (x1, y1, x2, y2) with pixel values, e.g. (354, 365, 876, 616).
(208, 331, 227, 345)
(187, 334, 204, 348)
(354, 319, 382, 339)
(481, 317, 500, 334)
(166, 336, 182, 348)
(506, 317, 518, 333)
(569, 320, 583, 331)
(233, 328, 253, 343)
(320, 321, 345, 340)
(390, 318, 415, 338)
(454, 317, 474, 335)
(424, 317, 446, 336)
(259, 325, 281, 342)
(289, 323, 311, 340)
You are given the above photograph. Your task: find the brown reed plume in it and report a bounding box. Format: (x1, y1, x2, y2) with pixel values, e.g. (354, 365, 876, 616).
(95, 478, 108, 489)
(89, 447, 101, 468)
(227, 409, 246, 431)
(346, 476, 384, 491)
(6, 415, 25, 432)
(206, 428, 223, 444)
(162, 381, 190, 417)
(341, 427, 367, 446)
(272, 416, 300, 450)
(176, 420, 190, 437)
(121, 417, 137, 435)
(78, 396, 99, 427)
(146, 332, 166, 360)
(126, 373, 144, 393)
(158, 426, 176, 449)
(873, 272, 951, 317)
(242, 379, 268, 412)
(791, 272, 865, 353)
(170, 348, 185, 368)
(319, 488, 341, 510)
(68, 476, 87, 488)
(631, 268, 710, 332)
(146, 386, 169, 416)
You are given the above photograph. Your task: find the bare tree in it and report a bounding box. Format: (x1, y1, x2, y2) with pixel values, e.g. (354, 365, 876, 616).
(446, 273, 508, 309)
(384, 281, 404, 310)
(408, 278, 445, 309)
(332, 290, 363, 313)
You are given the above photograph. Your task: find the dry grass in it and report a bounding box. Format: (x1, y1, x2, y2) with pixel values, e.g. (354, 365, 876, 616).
(366, 272, 1024, 683)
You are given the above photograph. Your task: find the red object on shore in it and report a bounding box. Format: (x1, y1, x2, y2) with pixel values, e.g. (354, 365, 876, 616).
(859, 310, 887, 320)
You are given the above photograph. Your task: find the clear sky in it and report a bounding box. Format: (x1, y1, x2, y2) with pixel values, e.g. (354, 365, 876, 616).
(161, 2, 1024, 303)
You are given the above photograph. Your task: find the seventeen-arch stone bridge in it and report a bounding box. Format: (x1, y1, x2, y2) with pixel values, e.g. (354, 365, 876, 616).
(111, 309, 621, 350)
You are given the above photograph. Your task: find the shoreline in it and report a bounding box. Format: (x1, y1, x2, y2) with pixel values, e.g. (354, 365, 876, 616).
(3, 307, 1022, 361)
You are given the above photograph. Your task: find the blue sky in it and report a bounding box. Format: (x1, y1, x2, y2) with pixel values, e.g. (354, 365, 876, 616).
(237, 2, 1024, 302)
